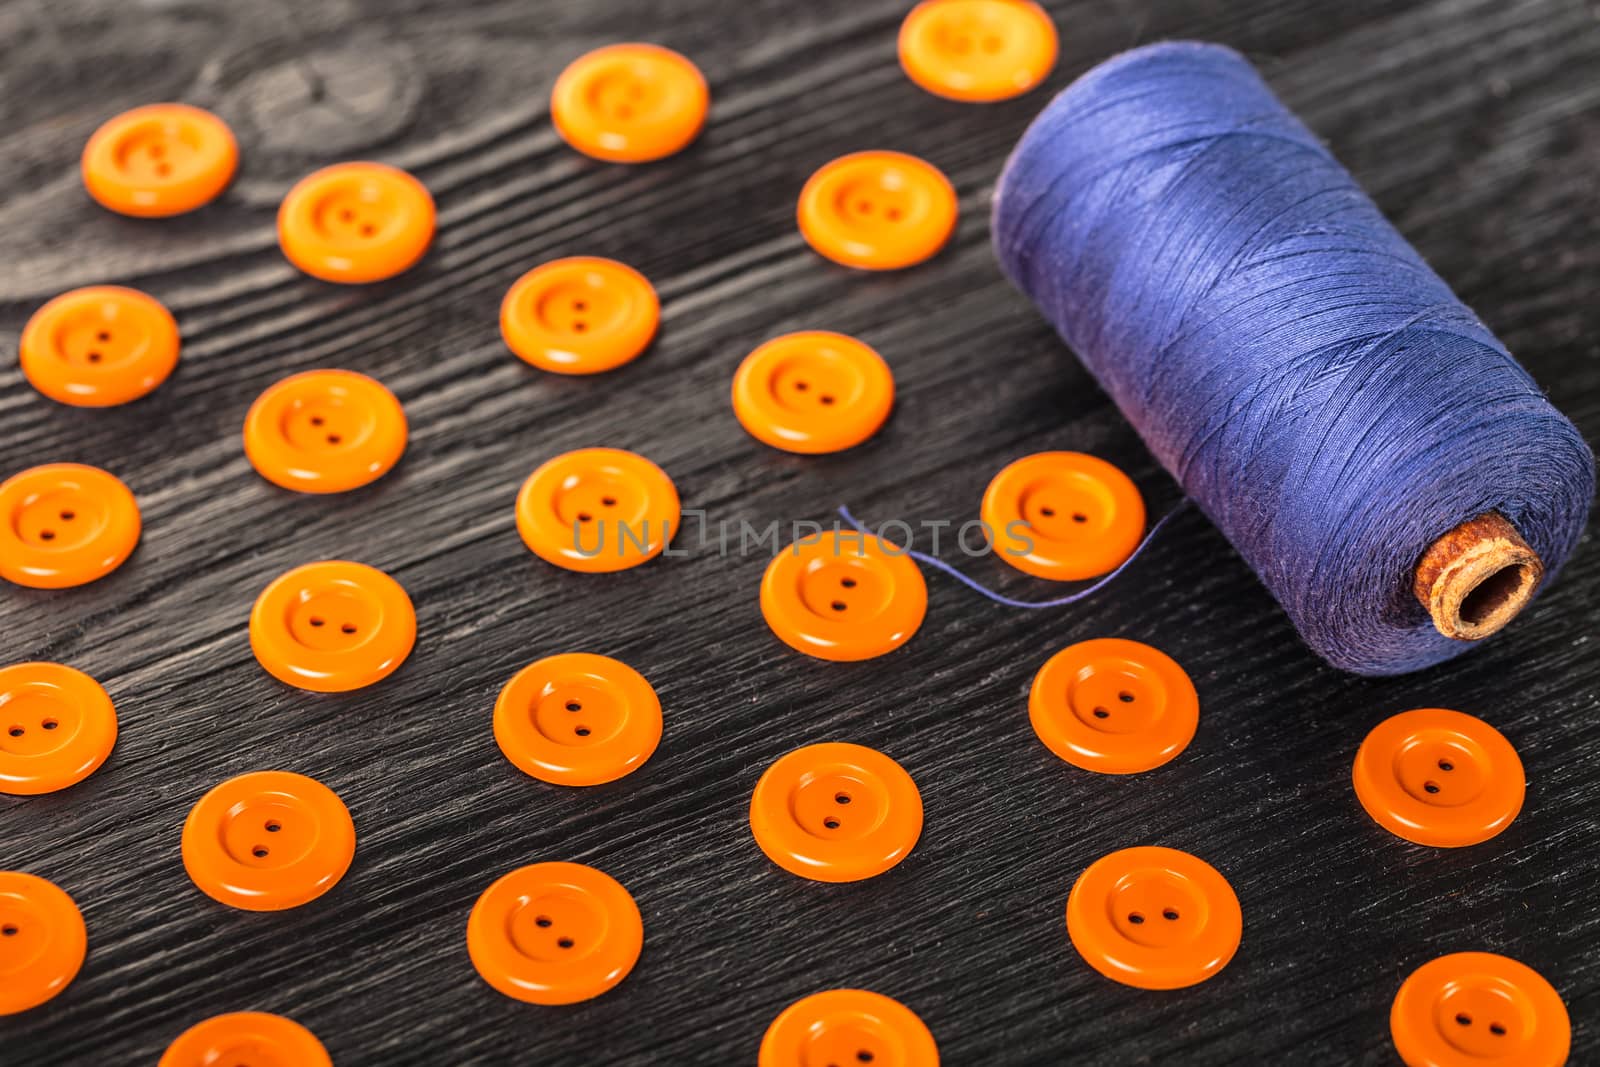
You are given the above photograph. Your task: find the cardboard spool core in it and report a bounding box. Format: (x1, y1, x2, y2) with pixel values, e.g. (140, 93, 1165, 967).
(1414, 512, 1543, 641)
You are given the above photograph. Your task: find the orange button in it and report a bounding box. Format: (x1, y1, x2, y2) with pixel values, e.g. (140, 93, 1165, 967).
(20, 286, 180, 407)
(732, 332, 895, 454)
(0, 663, 117, 796)
(750, 742, 923, 882)
(1352, 708, 1525, 848)
(1391, 952, 1569, 1067)
(494, 653, 662, 786)
(898, 0, 1058, 102)
(0, 872, 86, 1016)
(982, 452, 1145, 581)
(249, 561, 416, 692)
(243, 370, 407, 493)
(500, 257, 659, 374)
(182, 770, 355, 912)
(760, 989, 940, 1067)
(551, 44, 709, 163)
(158, 1011, 332, 1067)
(761, 530, 927, 661)
(467, 861, 643, 1005)
(798, 151, 957, 271)
(0, 464, 140, 590)
(1029, 638, 1198, 774)
(1066, 845, 1242, 990)
(81, 103, 237, 217)
(278, 161, 435, 283)
(516, 448, 681, 573)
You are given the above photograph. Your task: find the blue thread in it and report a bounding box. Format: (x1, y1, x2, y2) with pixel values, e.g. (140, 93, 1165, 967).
(837, 502, 1192, 608)
(992, 42, 1593, 675)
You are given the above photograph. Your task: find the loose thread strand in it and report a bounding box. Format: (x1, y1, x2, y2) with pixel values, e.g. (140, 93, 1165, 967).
(836, 500, 1192, 609)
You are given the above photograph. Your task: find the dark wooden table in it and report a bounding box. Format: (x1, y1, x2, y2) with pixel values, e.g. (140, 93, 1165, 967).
(2, 0, 1597, 1063)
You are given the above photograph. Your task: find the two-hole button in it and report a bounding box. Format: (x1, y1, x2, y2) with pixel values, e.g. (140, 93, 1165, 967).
(1352, 708, 1524, 847)
(798, 151, 958, 270)
(760, 531, 927, 661)
(0, 663, 117, 796)
(500, 257, 659, 374)
(750, 742, 923, 882)
(467, 861, 643, 1005)
(243, 369, 408, 493)
(494, 653, 662, 786)
(516, 448, 681, 573)
(0, 464, 141, 590)
(982, 452, 1145, 581)
(1066, 846, 1241, 990)
(732, 331, 895, 454)
(759, 988, 940, 1067)
(249, 561, 417, 692)
(0, 871, 87, 1016)
(20, 286, 180, 407)
(551, 44, 709, 163)
(181, 770, 356, 912)
(898, 0, 1058, 102)
(278, 161, 436, 283)
(81, 104, 237, 217)
(1390, 952, 1569, 1067)
(157, 1012, 332, 1067)
(1029, 638, 1198, 774)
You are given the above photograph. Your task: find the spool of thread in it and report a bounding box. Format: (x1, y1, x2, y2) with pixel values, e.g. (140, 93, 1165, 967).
(992, 42, 1593, 676)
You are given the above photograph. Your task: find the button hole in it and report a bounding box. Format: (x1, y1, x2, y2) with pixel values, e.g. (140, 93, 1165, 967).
(1127, 912, 1145, 924)
(311, 416, 325, 426)
(1162, 908, 1179, 921)
(1424, 781, 1441, 794)
(1456, 1013, 1472, 1027)
(572, 321, 587, 332)
(857, 1052, 875, 1064)
(1072, 512, 1088, 523)
(1118, 691, 1135, 703)
(6, 727, 23, 737)
(566, 701, 582, 712)
(361, 223, 376, 236)
(341, 209, 355, 221)
(41, 719, 58, 730)
(1092, 707, 1110, 719)
(573, 300, 587, 311)
(1040, 507, 1055, 517)
(835, 792, 852, 805)
(265, 821, 281, 833)
(1438, 759, 1454, 771)
(575, 726, 591, 737)
(840, 577, 857, 588)
(326, 434, 342, 445)
(823, 817, 841, 829)
(1, 924, 18, 936)
(340, 623, 357, 635)
(819, 395, 835, 405)
(155, 163, 171, 176)
(578, 513, 593, 522)
(252, 846, 269, 858)
(59, 510, 75, 521)
(601, 497, 617, 507)
(795, 381, 809, 391)
(557, 937, 575, 949)
(88, 352, 102, 363)
(1489, 1023, 1506, 1036)
(96, 331, 111, 342)
(535, 916, 552, 928)
(830, 600, 847, 611)
(309, 617, 325, 627)
(39, 530, 55, 541)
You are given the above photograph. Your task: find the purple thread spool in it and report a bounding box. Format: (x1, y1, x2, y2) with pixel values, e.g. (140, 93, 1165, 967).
(992, 42, 1593, 675)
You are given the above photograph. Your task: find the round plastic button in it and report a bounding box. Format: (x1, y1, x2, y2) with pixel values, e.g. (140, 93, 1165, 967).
(760, 530, 927, 661)
(81, 103, 237, 217)
(0, 464, 140, 590)
(158, 1011, 332, 1067)
(20, 286, 180, 407)
(249, 561, 416, 692)
(500, 257, 659, 374)
(1391, 952, 1569, 1067)
(1066, 845, 1242, 990)
(467, 861, 643, 1005)
(798, 151, 957, 271)
(732, 331, 895, 454)
(182, 770, 355, 912)
(750, 742, 923, 883)
(494, 653, 662, 786)
(1352, 708, 1525, 848)
(0, 872, 86, 1016)
(278, 161, 435, 283)
(898, 0, 1058, 102)
(551, 44, 709, 163)
(982, 452, 1145, 581)
(516, 448, 680, 573)
(243, 369, 407, 493)
(1029, 638, 1198, 774)
(760, 989, 940, 1067)
(0, 663, 117, 796)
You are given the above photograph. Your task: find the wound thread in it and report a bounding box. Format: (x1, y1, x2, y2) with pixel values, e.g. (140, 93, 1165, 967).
(991, 42, 1593, 675)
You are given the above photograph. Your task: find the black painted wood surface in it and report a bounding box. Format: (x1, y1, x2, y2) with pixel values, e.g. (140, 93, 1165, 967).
(2, 0, 1598, 1063)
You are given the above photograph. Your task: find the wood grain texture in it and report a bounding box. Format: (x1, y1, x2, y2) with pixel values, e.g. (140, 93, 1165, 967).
(2, 0, 1598, 1063)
